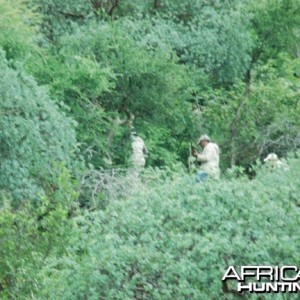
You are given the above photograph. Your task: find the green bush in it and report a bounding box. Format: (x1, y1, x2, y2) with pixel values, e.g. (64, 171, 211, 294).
(29, 21, 198, 169)
(0, 49, 78, 202)
(0, 167, 78, 299)
(34, 155, 300, 299)
(200, 78, 300, 168)
(0, 0, 39, 60)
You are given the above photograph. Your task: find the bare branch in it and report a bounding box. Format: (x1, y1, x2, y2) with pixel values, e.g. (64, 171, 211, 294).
(108, 0, 120, 16)
(57, 10, 86, 19)
(153, 0, 160, 9)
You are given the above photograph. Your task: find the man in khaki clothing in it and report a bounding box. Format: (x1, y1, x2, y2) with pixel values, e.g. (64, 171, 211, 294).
(192, 134, 220, 181)
(263, 153, 288, 171)
(129, 130, 148, 177)
(263, 153, 283, 169)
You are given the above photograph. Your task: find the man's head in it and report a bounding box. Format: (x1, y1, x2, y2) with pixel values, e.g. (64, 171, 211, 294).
(264, 153, 279, 163)
(198, 134, 210, 149)
(264, 153, 284, 168)
(130, 126, 138, 136)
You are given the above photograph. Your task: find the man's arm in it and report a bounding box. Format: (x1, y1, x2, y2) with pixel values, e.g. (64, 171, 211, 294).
(192, 148, 209, 162)
(195, 153, 209, 163)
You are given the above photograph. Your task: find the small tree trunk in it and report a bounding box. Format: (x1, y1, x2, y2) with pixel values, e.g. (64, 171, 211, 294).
(153, 0, 160, 9)
(230, 97, 247, 166)
(244, 68, 251, 96)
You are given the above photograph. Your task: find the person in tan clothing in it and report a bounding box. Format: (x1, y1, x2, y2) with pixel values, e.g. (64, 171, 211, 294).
(263, 153, 288, 171)
(192, 134, 220, 181)
(129, 130, 148, 177)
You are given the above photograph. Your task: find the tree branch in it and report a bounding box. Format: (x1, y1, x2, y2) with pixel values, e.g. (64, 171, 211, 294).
(108, 0, 120, 16)
(153, 0, 160, 9)
(89, 0, 102, 10)
(57, 10, 86, 19)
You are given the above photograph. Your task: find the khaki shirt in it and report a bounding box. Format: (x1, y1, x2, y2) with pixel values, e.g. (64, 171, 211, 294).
(196, 142, 220, 179)
(130, 135, 148, 168)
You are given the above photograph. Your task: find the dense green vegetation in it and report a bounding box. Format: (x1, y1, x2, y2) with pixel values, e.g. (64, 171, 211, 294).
(1, 0, 300, 298)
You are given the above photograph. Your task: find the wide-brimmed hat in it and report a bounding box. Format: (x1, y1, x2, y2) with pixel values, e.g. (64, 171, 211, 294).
(198, 134, 210, 144)
(264, 153, 279, 162)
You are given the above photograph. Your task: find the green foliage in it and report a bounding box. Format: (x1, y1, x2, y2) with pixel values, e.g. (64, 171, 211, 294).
(27, 0, 93, 41)
(121, 9, 253, 85)
(199, 75, 300, 167)
(31, 155, 300, 299)
(28, 42, 118, 167)
(249, 0, 300, 62)
(29, 20, 198, 169)
(0, 168, 78, 299)
(0, 49, 78, 201)
(0, 0, 39, 59)
(25, 0, 299, 169)
(1, 2, 299, 298)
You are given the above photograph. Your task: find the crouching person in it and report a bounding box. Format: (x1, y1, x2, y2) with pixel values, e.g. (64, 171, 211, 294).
(264, 153, 288, 171)
(192, 134, 220, 182)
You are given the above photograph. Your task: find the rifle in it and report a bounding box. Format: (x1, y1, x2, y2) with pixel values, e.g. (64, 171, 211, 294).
(188, 142, 192, 172)
(188, 142, 198, 172)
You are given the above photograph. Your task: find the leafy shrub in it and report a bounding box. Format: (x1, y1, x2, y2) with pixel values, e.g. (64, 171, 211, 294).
(0, 49, 78, 202)
(0, 0, 39, 60)
(29, 20, 198, 169)
(0, 167, 78, 299)
(34, 154, 300, 299)
(200, 78, 300, 168)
